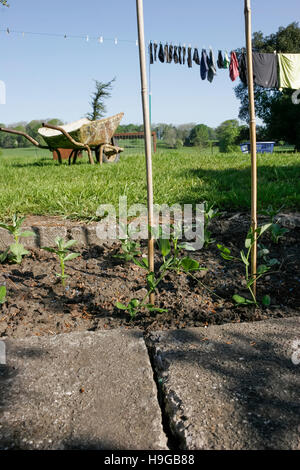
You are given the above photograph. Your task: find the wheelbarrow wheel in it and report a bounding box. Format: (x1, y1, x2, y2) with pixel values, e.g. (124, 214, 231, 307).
(103, 152, 121, 164)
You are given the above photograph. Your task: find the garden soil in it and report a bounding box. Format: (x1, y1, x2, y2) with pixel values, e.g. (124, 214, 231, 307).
(0, 213, 299, 340)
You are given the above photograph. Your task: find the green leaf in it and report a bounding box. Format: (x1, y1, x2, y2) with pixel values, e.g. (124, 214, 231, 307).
(145, 304, 168, 313)
(0, 285, 6, 304)
(9, 243, 29, 263)
(133, 257, 149, 270)
(232, 294, 255, 305)
(256, 223, 272, 238)
(19, 231, 36, 238)
(116, 302, 128, 310)
(42, 246, 56, 253)
(217, 244, 231, 255)
(158, 238, 171, 257)
(64, 239, 77, 249)
(245, 233, 253, 249)
(178, 242, 196, 252)
(262, 295, 271, 306)
(180, 257, 200, 272)
(257, 264, 270, 275)
(64, 252, 80, 262)
(129, 299, 140, 308)
(147, 272, 156, 290)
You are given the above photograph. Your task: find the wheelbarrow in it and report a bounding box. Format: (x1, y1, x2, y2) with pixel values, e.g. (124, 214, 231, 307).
(0, 112, 124, 165)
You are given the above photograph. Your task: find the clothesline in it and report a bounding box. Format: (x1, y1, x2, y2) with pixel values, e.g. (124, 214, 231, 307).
(0, 27, 236, 50)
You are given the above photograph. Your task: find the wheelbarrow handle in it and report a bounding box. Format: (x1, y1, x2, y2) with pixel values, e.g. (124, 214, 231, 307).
(0, 127, 49, 149)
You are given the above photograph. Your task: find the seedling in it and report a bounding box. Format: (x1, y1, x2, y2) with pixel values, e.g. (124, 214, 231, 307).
(42, 237, 80, 287)
(116, 297, 167, 320)
(0, 286, 6, 305)
(113, 223, 142, 262)
(218, 223, 272, 306)
(116, 223, 204, 319)
(258, 243, 279, 267)
(270, 223, 289, 244)
(0, 214, 35, 264)
(260, 205, 289, 244)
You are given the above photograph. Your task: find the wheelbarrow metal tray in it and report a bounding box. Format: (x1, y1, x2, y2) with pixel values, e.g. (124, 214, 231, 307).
(38, 113, 124, 149)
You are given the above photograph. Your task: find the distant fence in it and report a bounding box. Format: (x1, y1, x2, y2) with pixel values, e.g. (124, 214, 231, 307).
(113, 131, 157, 153)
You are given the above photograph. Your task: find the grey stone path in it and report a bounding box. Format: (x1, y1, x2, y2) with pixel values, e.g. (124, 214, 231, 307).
(149, 317, 300, 450)
(0, 317, 299, 450)
(0, 329, 167, 450)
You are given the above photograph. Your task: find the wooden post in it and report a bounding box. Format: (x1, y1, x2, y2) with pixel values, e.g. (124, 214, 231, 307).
(244, 0, 258, 296)
(136, 0, 155, 304)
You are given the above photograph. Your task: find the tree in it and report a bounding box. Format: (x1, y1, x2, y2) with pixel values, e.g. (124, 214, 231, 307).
(87, 78, 115, 121)
(235, 22, 300, 150)
(0, 1, 9, 6)
(216, 120, 240, 153)
(188, 124, 213, 148)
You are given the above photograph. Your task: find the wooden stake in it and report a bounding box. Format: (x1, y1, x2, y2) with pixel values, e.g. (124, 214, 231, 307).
(136, 0, 155, 304)
(244, 0, 258, 297)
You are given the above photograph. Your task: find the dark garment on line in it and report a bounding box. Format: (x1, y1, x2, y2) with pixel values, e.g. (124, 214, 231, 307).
(158, 43, 164, 62)
(193, 48, 200, 65)
(182, 46, 186, 65)
(238, 52, 247, 85)
(154, 42, 158, 61)
(217, 50, 224, 69)
(239, 52, 279, 88)
(200, 49, 209, 80)
(174, 46, 179, 64)
(149, 42, 154, 64)
(164, 44, 169, 63)
(168, 44, 173, 63)
(187, 47, 192, 67)
(178, 46, 182, 64)
(207, 49, 217, 82)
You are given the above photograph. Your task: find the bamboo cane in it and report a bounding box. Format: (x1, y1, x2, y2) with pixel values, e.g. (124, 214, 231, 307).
(244, 0, 258, 297)
(136, 0, 155, 305)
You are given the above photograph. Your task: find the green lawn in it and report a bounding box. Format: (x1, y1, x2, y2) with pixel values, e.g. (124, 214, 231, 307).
(0, 146, 299, 221)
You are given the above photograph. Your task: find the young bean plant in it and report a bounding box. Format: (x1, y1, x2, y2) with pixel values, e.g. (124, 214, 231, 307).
(218, 223, 272, 306)
(0, 214, 35, 264)
(116, 223, 204, 319)
(113, 223, 142, 262)
(203, 202, 221, 247)
(42, 237, 80, 287)
(260, 205, 289, 244)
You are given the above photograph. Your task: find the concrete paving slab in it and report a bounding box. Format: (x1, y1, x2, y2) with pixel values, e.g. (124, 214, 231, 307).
(0, 329, 167, 450)
(149, 317, 300, 450)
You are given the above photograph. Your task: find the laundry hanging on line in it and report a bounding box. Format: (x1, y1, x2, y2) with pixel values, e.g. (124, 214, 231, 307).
(149, 41, 300, 90)
(239, 52, 279, 88)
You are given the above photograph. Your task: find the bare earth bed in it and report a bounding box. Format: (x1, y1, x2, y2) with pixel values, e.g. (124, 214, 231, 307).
(0, 214, 299, 339)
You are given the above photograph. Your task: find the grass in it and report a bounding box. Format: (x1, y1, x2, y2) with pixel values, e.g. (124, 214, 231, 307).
(0, 145, 299, 221)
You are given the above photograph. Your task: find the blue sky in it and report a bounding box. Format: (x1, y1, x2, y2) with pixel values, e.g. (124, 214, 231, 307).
(0, 0, 299, 127)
